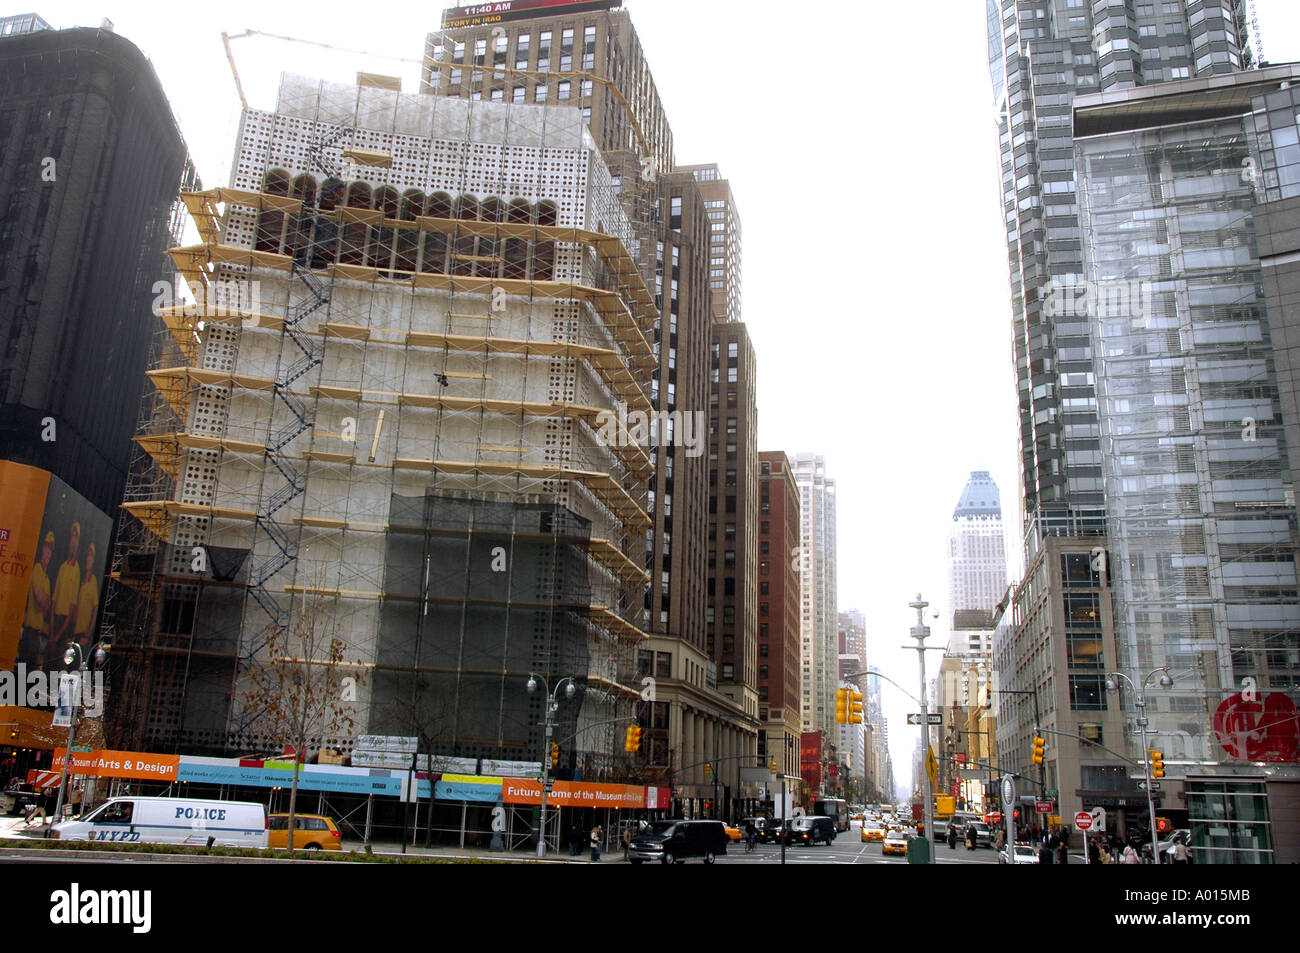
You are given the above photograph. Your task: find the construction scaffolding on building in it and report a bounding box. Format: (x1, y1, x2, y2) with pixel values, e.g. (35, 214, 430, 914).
(102, 67, 659, 780)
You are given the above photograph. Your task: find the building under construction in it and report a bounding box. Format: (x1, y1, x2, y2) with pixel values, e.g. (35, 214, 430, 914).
(104, 72, 656, 779)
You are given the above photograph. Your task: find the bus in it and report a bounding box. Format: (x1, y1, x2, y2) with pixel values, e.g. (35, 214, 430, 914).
(813, 798, 850, 832)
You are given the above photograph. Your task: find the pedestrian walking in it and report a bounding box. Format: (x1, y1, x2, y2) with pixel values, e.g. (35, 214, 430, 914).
(589, 823, 603, 863)
(1172, 840, 1191, 865)
(622, 824, 632, 861)
(1057, 828, 1069, 865)
(1039, 831, 1055, 865)
(1121, 842, 1140, 864)
(569, 824, 581, 857)
(947, 825, 957, 850)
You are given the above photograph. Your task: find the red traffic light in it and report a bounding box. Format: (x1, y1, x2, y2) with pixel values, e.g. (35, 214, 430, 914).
(1155, 816, 1171, 834)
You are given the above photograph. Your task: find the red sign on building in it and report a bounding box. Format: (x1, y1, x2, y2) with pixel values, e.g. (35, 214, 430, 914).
(1213, 692, 1300, 763)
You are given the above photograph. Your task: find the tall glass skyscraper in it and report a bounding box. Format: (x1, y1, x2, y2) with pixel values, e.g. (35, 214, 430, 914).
(987, 0, 1251, 554)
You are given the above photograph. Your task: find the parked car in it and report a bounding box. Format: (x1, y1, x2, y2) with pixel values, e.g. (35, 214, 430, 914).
(267, 813, 342, 851)
(1157, 829, 1193, 863)
(881, 830, 909, 856)
(628, 819, 729, 864)
(51, 797, 267, 848)
(999, 842, 1040, 865)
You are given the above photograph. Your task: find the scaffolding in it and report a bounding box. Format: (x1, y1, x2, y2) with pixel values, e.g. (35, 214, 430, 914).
(104, 74, 656, 778)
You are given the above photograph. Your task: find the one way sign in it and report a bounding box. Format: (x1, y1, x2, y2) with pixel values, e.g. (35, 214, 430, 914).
(906, 713, 943, 726)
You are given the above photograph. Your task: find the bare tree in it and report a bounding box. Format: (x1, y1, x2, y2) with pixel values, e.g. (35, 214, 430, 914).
(241, 590, 365, 852)
(370, 679, 455, 846)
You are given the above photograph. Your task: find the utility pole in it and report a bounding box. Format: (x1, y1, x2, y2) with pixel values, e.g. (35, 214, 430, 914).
(906, 594, 935, 864)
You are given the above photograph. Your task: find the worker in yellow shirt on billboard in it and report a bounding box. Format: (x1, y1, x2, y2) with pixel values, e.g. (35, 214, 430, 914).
(50, 521, 82, 669)
(72, 541, 99, 654)
(21, 531, 56, 668)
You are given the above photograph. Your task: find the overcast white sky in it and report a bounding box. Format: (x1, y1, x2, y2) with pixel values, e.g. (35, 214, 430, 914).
(35, 0, 1300, 792)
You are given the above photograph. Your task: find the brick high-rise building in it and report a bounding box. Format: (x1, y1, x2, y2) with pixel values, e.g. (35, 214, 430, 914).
(758, 452, 801, 782)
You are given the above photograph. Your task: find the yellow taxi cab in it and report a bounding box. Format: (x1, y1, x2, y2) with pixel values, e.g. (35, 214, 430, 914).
(881, 830, 909, 856)
(267, 813, 342, 851)
(723, 824, 744, 842)
(861, 822, 887, 843)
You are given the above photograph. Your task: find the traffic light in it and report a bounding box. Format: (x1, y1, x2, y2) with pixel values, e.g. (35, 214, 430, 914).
(550, 741, 559, 766)
(1031, 735, 1046, 765)
(1149, 750, 1164, 779)
(1155, 816, 1171, 835)
(625, 725, 642, 753)
(835, 688, 848, 724)
(769, 759, 777, 774)
(849, 690, 864, 724)
(704, 762, 712, 778)
(1012, 807, 1021, 822)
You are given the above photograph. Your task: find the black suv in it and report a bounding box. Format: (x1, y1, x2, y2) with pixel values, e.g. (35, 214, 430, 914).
(629, 819, 729, 864)
(782, 815, 837, 845)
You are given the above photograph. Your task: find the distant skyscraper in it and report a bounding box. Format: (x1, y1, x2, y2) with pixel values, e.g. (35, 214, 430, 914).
(946, 471, 1008, 624)
(793, 453, 836, 739)
(987, 0, 1252, 555)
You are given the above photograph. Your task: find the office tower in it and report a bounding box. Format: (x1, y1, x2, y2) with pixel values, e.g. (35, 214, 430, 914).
(992, 538, 1130, 820)
(1073, 66, 1300, 860)
(705, 320, 758, 734)
(987, 0, 1252, 554)
(106, 75, 655, 773)
(947, 471, 1008, 621)
(758, 452, 801, 784)
(792, 453, 837, 739)
(679, 163, 741, 325)
(427, 2, 752, 815)
(0, 21, 188, 520)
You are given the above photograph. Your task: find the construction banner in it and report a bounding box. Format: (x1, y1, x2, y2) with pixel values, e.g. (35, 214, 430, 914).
(0, 462, 50, 670)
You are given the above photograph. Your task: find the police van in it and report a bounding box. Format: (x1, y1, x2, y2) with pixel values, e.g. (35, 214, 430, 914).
(51, 797, 268, 848)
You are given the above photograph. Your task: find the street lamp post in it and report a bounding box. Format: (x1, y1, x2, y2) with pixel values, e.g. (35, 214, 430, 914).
(50, 641, 110, 834)
(526, 672, 576, 859)
(1106, 668, 1172, 863)
(906, 593, 937, 863)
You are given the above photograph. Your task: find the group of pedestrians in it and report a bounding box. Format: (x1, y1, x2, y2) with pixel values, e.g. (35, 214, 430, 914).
(567, 823, 605, 861)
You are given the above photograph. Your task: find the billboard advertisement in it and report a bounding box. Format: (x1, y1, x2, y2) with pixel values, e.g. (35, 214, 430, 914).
(441, 0, 620, 29)
(0, 462, 113, 674)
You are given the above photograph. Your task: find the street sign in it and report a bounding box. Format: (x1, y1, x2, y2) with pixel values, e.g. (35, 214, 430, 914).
(907, 713, 923, 725)
(1035, 799, 1053, 814)
(1138, 781, 1162, 791)
(925, 747, 937, 786)
(927, 713, 942, 725)
(1073, 811, 1094, 831)
(906, 713, 944, 726)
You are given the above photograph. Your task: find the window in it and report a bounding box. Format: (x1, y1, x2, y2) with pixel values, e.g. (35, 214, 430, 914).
(515, 34, 530, 69)
(536, 84, 548, 102)
(512, 86, 525, 103)
(670, 196, 682, 230)
(560, 28, 573, 70)
(558, 81, 571, 100)
(1069, 675, 1106, 710)
(538, 31, 551, 69)
(583, 26, 596, 69)
(655, 652, 671, 678)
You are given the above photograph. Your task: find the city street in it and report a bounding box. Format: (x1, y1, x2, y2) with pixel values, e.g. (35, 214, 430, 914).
(714, 839, 999, 865)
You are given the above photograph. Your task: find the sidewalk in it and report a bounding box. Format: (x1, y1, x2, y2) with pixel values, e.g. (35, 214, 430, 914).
(0, 815, 625, 863)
